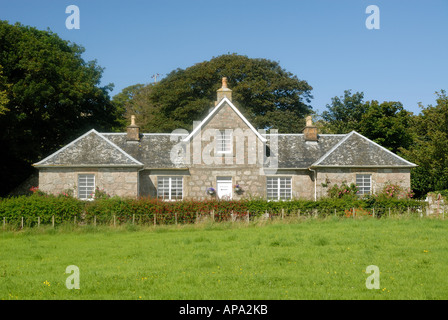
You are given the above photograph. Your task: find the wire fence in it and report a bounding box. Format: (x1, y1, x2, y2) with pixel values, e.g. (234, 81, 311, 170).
(1, 205, 444, 230)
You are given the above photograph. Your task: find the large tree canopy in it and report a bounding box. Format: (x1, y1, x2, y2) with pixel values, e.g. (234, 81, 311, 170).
(320, 90, 414, 153)
(0, 21, 117, 195)
(116, 53, 313, 133)
(401, 90, 448, 197)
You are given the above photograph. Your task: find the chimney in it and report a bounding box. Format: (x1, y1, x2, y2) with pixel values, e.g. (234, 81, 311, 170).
(303, 115, 318, 142)
(216, 77, 232, 103)
(127, 115, 140, 141)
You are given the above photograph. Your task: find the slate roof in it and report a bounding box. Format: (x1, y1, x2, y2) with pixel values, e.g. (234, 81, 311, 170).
(311, 131, 416, 168)
(34, 130, 143, 167)
(34, 129, 416, 170)
(265, 134, 345, 169)
(103, 133, 188, 169)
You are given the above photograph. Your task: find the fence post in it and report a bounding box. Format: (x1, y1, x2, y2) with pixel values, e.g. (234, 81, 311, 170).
(388, 208, 391, 218)
(175, 212, 178, 226)
(38, 216, 41, 228)
(281, 208, 284, 220)
(113, 215, 116, 227)
(372, 207, 375, 218)
(334, 209, 337, 217)
(21, 217, 24, 229)
(2, 217, 5, 230)
(52, 215, 55, 228)
(246, 211, 250, 223)
(94, 215, 97, 227)
(153, 214, 156, 226)
(74, 216, 76, 226)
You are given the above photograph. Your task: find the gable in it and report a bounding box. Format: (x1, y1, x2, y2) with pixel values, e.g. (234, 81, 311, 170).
(34, 129, 143, 167)
(311, 131, 417, 168)
(183, 97, 267, 143)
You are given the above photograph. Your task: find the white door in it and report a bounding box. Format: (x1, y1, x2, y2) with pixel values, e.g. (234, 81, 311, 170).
(217, 177, 232, 200)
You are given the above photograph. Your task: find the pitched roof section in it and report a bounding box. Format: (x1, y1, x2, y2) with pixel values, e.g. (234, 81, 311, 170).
(265, 134, 345, 168)
(311, 131, 417, 168)
(34, 129, 143, 167)
(103, 133, 188, 169)
(182, 97, 267, 143)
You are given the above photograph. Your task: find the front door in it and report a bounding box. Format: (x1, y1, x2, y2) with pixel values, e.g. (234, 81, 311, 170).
(217, 177, 232, 200)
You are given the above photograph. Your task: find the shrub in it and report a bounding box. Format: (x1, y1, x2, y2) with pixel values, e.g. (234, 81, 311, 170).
(327, 182, 359, 200)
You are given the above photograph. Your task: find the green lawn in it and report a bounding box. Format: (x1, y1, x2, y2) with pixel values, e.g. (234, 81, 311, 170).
(1, 216, 447, 300)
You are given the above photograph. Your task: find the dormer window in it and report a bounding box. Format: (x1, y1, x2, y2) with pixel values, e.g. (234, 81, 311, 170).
(216, 129, 232, 154)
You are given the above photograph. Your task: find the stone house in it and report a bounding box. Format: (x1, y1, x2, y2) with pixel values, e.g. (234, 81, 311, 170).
(34, 78, 417, 201)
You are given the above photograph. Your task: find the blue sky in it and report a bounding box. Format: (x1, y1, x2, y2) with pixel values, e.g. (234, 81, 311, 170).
(1, 0, 447, 115)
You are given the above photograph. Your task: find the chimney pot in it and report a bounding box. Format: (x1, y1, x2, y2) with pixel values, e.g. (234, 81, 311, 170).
(127, 115, 140, 141)
(303, 115, 318, 142)
(216, 77, 232, 102)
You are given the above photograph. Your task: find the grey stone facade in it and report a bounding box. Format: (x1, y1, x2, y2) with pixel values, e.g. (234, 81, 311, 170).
(34, 78, 417, 200)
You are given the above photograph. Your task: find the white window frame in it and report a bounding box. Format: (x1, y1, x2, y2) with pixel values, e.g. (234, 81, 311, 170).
(267, 177, 292, 201)
(356, 174, 372, 195)
(78, 174, 95, 201)
(157, 176, 183, 201)
(216, 129, 232, 154)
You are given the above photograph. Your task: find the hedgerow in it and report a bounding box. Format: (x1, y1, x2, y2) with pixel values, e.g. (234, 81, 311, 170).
(0, 191, 424, 228)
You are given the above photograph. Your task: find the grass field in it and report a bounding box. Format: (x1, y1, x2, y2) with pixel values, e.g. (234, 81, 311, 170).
(1, 216, 447, 300)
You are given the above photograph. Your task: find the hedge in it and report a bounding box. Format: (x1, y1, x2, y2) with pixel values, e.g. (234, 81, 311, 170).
(0, 192, 426, 228)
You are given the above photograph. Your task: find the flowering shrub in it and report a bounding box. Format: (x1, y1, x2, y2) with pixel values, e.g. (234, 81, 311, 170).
(376, 183, 414, 199)
(327, 182, 359, 199)
(94, 187, 110, 200)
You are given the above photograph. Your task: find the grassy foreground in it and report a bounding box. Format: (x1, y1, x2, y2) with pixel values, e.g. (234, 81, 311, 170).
(1, 216, 447, 300)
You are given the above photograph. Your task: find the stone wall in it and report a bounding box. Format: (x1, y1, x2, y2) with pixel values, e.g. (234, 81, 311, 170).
(39, 167, 139, 199)
(315, 167, 411, 199)
(426, 193, 447, 216)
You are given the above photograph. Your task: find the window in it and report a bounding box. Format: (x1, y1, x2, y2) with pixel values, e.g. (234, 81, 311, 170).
(267, 177, 292, 201)
(216, 129, 232, 153)
(78, 174, 95, 200)
(157, 176, 183, 201)
(356, 174, 372, 195)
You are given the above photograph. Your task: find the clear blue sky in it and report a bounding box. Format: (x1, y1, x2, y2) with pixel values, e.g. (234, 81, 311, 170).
(1, 0, 447, 115)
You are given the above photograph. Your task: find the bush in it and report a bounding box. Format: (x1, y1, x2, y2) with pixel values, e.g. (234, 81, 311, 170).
(0, 191, 425, 228)
(0, 193, 84, 227)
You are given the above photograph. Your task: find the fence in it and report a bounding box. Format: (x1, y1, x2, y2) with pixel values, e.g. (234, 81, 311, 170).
(2, 205, 442, 230)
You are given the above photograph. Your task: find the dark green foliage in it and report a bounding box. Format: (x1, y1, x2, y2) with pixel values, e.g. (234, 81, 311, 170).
(0, 194, 424, 229)
(320, 90, 414, 153)
(0, 21, 118, 196)
(400, 91, 448, 197)
(114, 53, 314, 133)
(0, 193, 84, 227)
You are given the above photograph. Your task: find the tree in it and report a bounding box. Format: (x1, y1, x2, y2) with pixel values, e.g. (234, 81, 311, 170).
(400, 90, 448, 197)
(320, 90, 367, 133)
(358, 100, 414, 153)
(116, 53, 313, 133)
(320, 90, 414, 153)
(111, 83, 145, 130)
(0, 65, 9, 115)
(0, 21, 117, 195)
